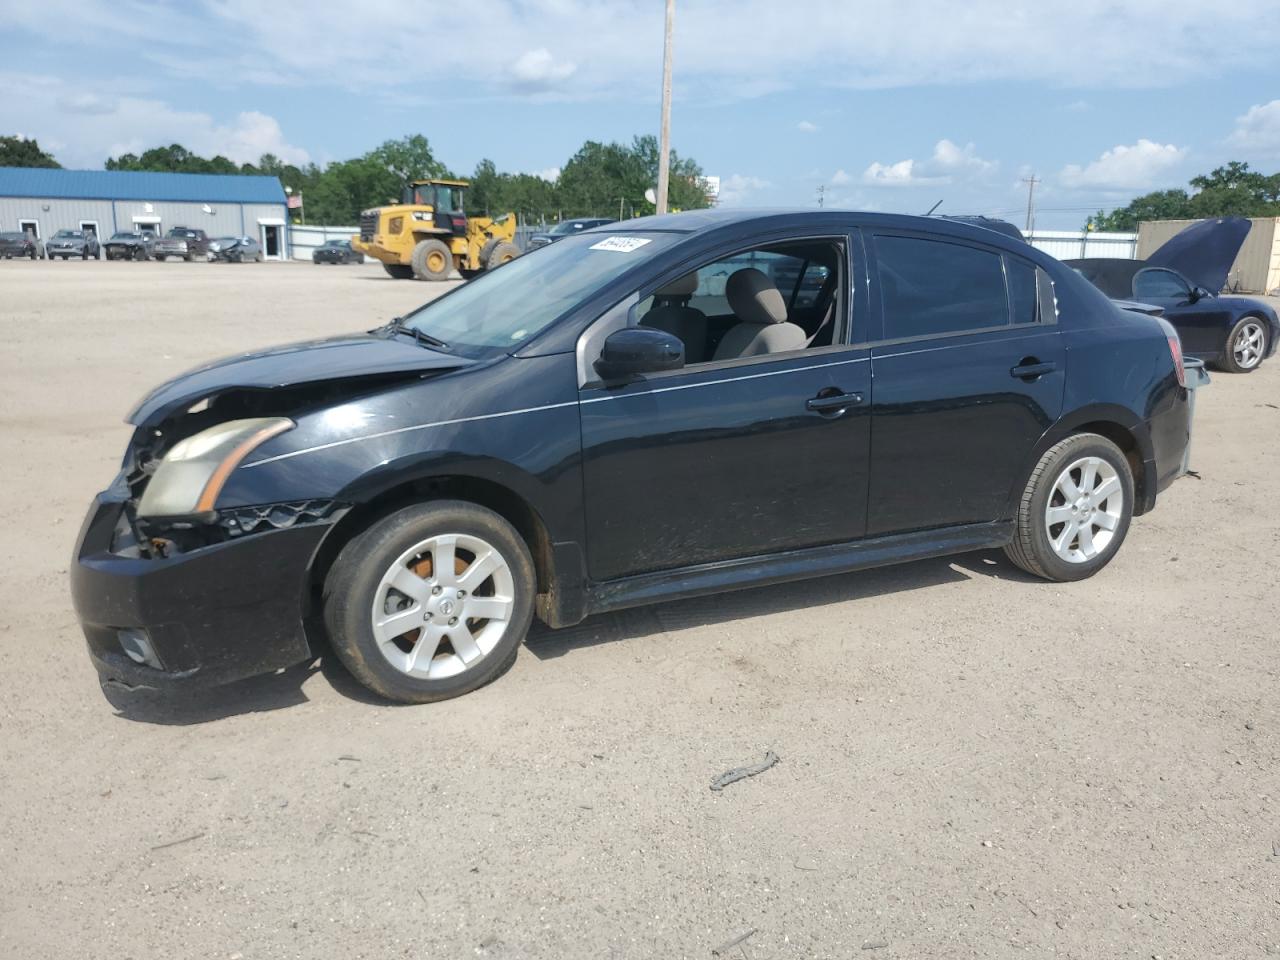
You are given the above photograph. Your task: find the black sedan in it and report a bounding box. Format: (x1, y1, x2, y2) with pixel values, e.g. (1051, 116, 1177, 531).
(526, 217, 616, 249)
(103, 231, 155, 261)
(0, 231, 43, 259)
(71, 209, 1191, 704)
(1068, 217, 1278, 373)
(313, 239, 365, 264)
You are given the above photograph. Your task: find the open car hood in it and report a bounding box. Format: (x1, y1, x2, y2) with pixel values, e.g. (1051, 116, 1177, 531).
(128, 333, 471, 425)
(1147, 216, 1251, 293)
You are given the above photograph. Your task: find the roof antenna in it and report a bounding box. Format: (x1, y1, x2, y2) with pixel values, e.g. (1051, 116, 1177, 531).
(923, 199, 943, 216)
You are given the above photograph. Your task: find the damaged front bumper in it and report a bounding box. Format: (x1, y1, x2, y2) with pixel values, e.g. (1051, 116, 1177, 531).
(70, 481, 341, 693)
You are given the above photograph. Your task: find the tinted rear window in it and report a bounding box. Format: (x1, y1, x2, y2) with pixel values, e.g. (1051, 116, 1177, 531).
(875, 235, 1009, 338)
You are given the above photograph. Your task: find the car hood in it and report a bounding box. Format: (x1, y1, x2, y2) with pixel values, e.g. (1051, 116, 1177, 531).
(128, 333, 472, 425)
(1147, 216, 1251, 293)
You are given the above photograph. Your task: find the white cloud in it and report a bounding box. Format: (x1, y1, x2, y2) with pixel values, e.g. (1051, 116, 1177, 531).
(797, 120, 819, 133)
(1228, 99, 1280, 155)
(0, 74, 308, 168)
(7, 0, 1277, 104)
(507, 48, 577, 90)
(533, 166, 561, 182)
(1059, 139, 1186, 190)
(863, 139, 994, 187)
(830, 169, 851, 185)
(717, 174, 769, 206)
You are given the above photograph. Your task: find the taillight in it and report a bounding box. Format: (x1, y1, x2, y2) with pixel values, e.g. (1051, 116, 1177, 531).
(1168, 335, 1186, 388)
(451, 214, 468, 231)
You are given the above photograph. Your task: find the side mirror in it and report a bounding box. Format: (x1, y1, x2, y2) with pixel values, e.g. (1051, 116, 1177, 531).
(593, 327, 684, 382)
(1189, 285, 1211, 302)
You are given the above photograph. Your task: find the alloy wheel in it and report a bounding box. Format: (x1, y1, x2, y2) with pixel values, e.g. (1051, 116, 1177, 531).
(1234, 320, 1266, 369)
(370, 533, 516, 680)
(1044, 456, 1124, 563)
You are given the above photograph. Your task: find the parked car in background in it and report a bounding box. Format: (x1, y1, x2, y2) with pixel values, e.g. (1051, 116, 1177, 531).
(313, 239, 365, 264)
(46, 229, 100, 260)
(209, 236, 263, 263)
(103, 231, 156, 261)
(527, 217, 616, 249)
(71, 209, 1192, 706)
(0, 231, 44, 259)
(1067, 216, 1279, 373)
(152, 227, 210, 262)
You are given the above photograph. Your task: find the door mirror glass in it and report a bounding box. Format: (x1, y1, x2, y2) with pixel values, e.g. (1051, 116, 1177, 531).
(594, 327, 684, 382)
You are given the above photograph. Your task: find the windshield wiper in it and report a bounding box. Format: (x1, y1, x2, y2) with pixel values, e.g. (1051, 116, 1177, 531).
(380, 317, 449, 350)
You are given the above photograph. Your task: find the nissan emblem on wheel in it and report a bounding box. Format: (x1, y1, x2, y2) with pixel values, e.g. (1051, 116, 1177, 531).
(70, 209, 1194, 705)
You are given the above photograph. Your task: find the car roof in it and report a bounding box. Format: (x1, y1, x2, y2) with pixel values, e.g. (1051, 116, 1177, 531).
(581, 208, 1051, 254)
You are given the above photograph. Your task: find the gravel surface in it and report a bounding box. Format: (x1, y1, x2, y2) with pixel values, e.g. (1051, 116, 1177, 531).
(1, 259, 1277, 959)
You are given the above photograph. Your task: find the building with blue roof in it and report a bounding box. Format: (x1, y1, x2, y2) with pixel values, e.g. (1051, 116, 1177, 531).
(0, 167, 291, 259)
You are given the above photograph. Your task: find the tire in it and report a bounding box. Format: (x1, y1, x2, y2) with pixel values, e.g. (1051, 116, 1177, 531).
(81, 248, 88, 260)
(1003, 433, 1134, 582)
(410, 238, 453, 281)
(485, 241, 520, 271)
(323, 501, 536, 703)
(1215, 316, 1269, 373)
(382, 263, 414, 280)
(478, 238, 499, 266)
(134, 248, 146, 261)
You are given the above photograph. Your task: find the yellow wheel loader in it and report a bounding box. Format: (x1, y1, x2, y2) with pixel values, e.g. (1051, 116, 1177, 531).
(352, 179, 520, 281)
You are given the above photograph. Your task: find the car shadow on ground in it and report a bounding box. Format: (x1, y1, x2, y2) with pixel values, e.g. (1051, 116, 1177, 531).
(525, 548, 1034, 660)
(106, 549, 1033, 724)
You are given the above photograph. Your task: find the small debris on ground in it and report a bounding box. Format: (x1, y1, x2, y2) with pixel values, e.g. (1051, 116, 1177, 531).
(712, 928, 755, 955)
(150, 832, 205, 851)
(338, 755, 361, 762)
(861, 940, 889, 950)
(710, 751, 780, 792)
(794, 857, 820, 871)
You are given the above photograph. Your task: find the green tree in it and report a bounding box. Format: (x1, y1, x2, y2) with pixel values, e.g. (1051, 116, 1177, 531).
(0, 135, 61, 168)
(1089, 161, 1280, 231)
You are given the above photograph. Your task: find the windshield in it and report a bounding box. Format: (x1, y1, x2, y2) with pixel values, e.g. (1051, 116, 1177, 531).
(54, 230, 79, 238)
(110, 232, 138, 240)
(400, 232, 678, 356)
(549, 221, 587, 236)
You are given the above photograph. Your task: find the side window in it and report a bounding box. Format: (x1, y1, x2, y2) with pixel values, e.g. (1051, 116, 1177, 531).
(875, 235, 1008, 339)
(1006, 257, 1056, 326)
(634, 239, 846, 366)
(1133, 268, 1189, 300)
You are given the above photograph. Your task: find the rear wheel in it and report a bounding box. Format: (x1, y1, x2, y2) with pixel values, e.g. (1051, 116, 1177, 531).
(1216, 316, 1268, 373)
(382, 263, 414, 280)
(410, 238, 453, 281)
(323, 501, 536, 703)
(1004, 433, 1134, 582)
(485, 241, 520, 270)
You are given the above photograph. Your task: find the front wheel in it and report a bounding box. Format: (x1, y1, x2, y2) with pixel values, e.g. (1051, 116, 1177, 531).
(485, 241, 520, 270)
(382, 263, 414, 280)
(1004, 433, 1134, 582)
(410, 238, 453, 281)
(1217, 316, 1268, 373)
(323, 501, 536, 703)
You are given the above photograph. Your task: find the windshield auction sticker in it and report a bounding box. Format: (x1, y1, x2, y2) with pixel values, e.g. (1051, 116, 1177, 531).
(589, 236, 653, 253)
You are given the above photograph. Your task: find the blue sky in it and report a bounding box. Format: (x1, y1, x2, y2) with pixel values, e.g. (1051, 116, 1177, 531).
(3, 0, 1279, 228)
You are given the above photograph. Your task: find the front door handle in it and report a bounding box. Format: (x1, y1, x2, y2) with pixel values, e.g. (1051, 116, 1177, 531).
(806, 390, 865, 414)
(1010, 359, 1056, 381)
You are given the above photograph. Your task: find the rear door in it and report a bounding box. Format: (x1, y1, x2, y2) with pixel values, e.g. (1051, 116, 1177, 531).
(864, 230, 1065, 535)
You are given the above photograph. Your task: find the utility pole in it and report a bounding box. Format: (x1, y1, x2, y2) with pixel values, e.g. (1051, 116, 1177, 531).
(1022, 174, 1040, 234)
(655, 0, 675, 215)
(816, 184, 825, 208)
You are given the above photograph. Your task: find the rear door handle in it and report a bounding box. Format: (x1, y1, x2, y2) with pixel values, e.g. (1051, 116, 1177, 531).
(806, 391, 865, 413)
(1010, 360, 1056, 381)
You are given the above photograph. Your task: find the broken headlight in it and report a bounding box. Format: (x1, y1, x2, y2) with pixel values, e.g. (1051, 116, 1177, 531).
(136, 417, 294, 519)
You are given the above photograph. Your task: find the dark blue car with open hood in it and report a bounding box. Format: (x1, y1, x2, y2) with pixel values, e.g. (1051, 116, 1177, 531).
(71, 209, 1192, 704)
(1068, 217, 1278, 373)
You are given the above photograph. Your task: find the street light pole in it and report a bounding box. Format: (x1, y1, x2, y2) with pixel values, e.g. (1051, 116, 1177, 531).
(655, 0, 675, 215)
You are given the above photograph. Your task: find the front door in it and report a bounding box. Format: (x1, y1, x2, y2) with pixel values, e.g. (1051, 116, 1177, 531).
(865, 230, 1065, 535)
(261, 224, 281, 259)
(1133, 267, 1232, 358)
(577, 235, 871, 582)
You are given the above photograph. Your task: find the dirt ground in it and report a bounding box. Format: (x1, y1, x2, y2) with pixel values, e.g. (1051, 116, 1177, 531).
(0, 258, 1277, 960)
